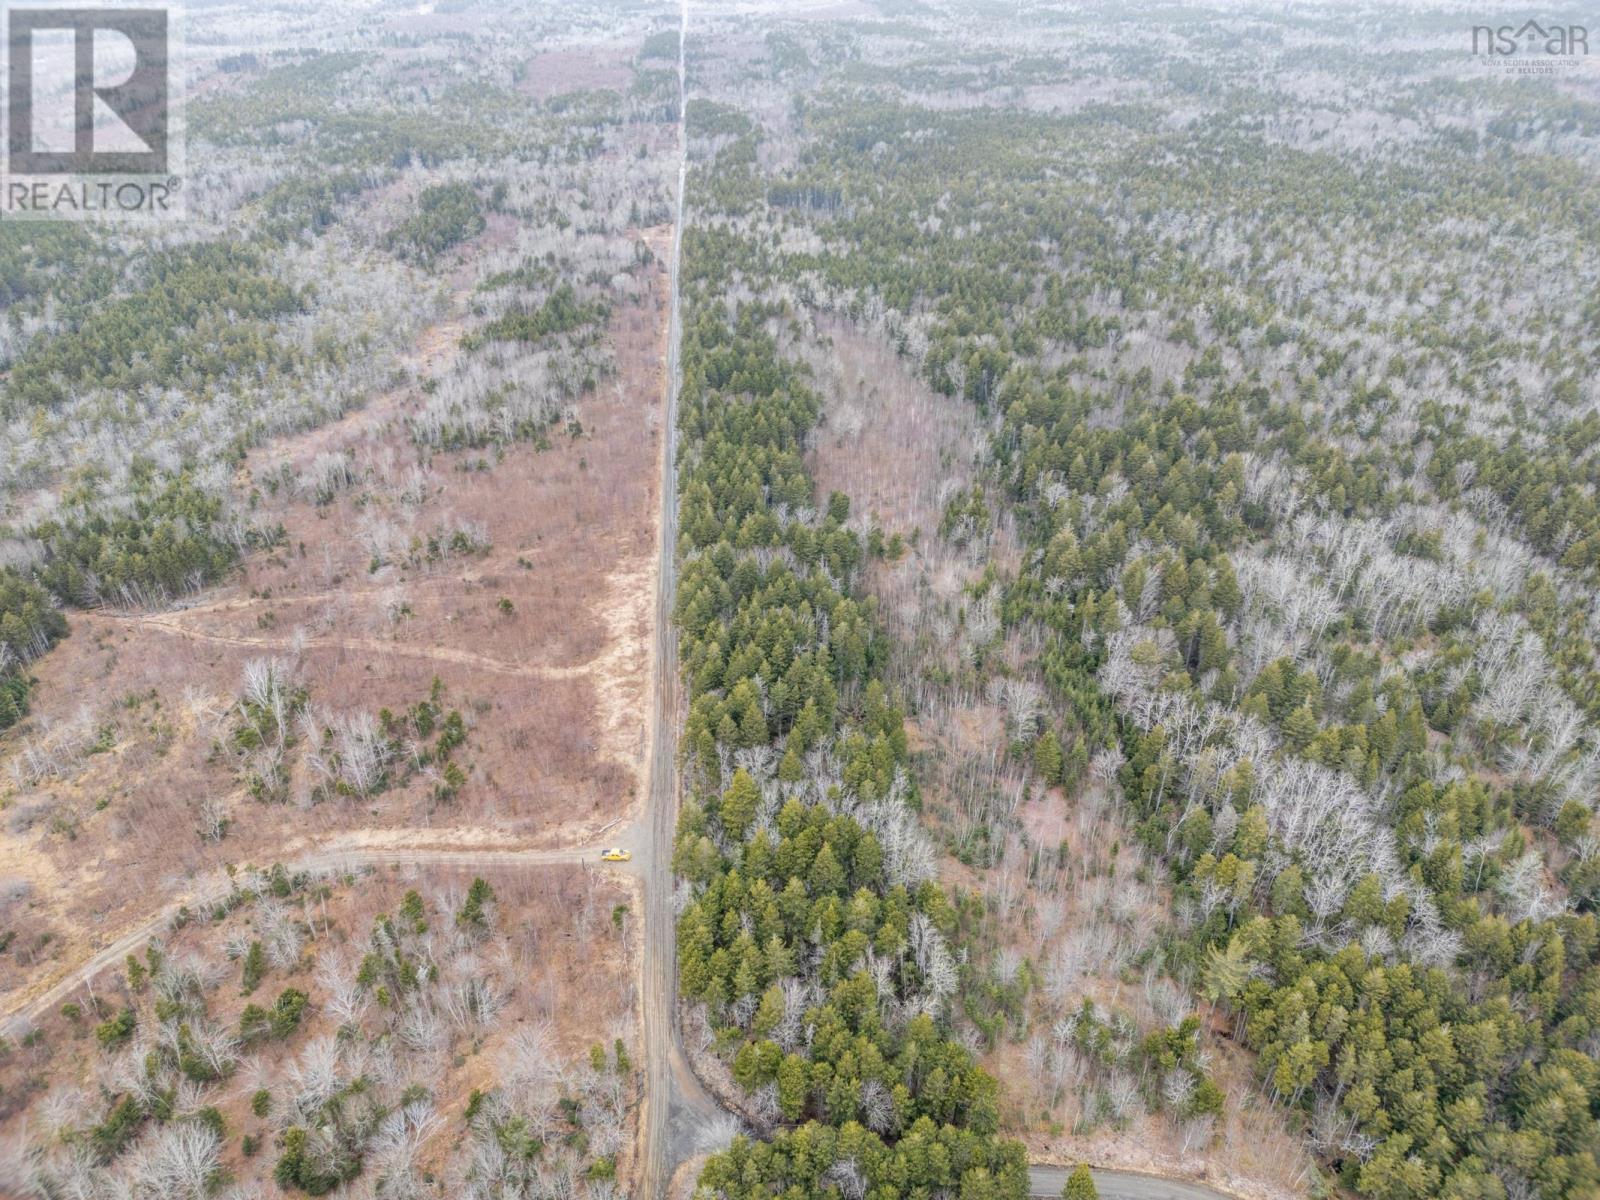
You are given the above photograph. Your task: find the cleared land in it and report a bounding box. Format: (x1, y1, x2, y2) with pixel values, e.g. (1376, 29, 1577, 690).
(0, 861, 639, 1196)
(0, 238, 670, 1010)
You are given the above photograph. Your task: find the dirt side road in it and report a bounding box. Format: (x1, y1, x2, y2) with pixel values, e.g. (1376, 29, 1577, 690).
(5, 842, 613, 1024)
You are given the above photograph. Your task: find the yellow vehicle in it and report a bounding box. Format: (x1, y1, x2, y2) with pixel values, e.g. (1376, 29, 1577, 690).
(600, 847, 632, 862)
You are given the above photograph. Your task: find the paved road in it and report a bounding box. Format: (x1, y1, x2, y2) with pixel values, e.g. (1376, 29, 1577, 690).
(1029, 1167, 1238, 1199)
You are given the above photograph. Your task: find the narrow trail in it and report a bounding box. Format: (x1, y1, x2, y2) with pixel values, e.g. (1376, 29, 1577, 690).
(4, 840, 612, 1026)
(91, 611, 602, 680)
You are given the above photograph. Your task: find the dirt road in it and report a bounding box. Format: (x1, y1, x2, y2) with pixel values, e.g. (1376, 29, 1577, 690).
(635, 3, 726, 1196)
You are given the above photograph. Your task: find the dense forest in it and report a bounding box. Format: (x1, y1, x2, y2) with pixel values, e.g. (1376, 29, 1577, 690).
(670, 274, 1031, 1198)
(672, 4, 1600, 1199)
